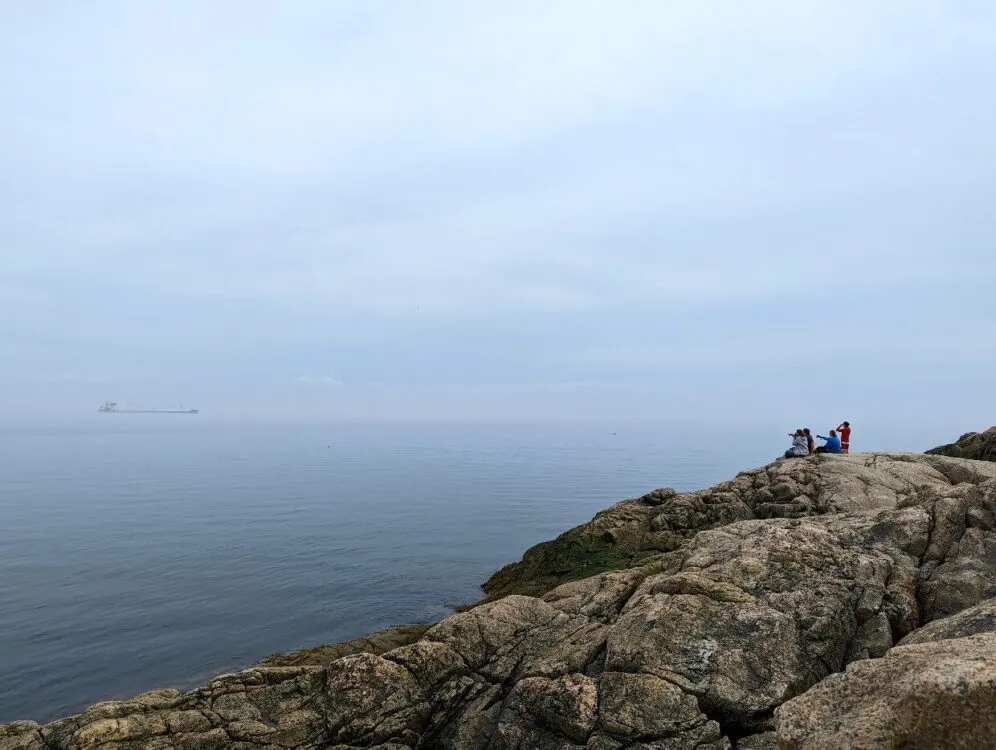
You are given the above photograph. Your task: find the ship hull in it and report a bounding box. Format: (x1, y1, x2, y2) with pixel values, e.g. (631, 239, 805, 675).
(98, 409, 199, 414)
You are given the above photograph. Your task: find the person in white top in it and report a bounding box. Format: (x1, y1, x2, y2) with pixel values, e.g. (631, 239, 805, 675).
(784, 429, 809, 458)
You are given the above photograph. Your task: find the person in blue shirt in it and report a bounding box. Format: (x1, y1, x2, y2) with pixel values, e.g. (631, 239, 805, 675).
(815, 430, 842, 454)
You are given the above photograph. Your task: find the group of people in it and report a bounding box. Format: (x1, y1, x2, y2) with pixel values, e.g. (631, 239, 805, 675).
(784, 422, 851, 458)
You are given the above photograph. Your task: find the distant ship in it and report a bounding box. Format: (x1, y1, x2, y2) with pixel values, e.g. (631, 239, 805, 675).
(98, 401, 199, 414)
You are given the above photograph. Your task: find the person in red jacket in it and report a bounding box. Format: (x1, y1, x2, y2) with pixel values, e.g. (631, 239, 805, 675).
(837, 422, 852, 453)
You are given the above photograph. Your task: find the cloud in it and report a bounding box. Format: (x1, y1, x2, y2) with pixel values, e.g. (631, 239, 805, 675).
(0, 2, 993, 422)
(576, 329, 996, 372)
(42, 374, 109, 384)
(291, 374, 346, 388)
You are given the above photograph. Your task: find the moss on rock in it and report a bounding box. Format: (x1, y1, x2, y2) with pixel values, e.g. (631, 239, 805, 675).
(262, 624, 432, 667)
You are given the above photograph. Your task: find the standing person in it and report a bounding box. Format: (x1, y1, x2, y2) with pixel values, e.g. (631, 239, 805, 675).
(804, 428, 815, 455)
(836, 422, 852, 453)
(784, 429, 809, 458)
(815, 430, 842, 454)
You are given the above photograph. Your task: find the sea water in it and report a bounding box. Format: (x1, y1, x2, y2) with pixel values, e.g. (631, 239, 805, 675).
(0, 418, 928, 722)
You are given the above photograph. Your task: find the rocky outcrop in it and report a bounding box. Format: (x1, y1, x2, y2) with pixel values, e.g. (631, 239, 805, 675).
(0, 669, 329, 750)
(484, 453, 996, 598)
(3, 451, 994, 749)
(927, 426, 996, 461)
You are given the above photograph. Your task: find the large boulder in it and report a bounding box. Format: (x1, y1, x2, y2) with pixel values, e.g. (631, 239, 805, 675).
(774, 633, 996, 749)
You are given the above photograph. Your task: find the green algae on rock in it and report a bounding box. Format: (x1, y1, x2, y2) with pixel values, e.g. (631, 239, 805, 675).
(263, 624, 433, 668)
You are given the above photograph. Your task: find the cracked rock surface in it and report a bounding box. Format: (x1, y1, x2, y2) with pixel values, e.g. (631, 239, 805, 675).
(3, 451, 995, 749)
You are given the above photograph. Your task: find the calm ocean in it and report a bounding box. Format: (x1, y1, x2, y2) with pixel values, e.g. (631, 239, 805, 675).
(0, 418, 906, 722)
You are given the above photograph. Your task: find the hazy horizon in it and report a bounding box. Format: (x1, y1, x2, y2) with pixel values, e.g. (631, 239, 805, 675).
(3, 2, 994, 427)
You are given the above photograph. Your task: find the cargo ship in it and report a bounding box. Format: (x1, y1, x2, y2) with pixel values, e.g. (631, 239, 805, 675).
(98, 401, 199, 414)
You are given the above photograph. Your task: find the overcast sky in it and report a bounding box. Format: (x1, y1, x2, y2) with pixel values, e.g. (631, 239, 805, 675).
(2, 1, 994, 428)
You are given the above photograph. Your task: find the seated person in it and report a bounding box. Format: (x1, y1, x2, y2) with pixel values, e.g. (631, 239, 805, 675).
(784, 429, 809, 458)
(815, 430, 842, 454)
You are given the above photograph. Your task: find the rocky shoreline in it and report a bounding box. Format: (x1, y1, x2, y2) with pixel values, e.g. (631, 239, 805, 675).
(3, 433, 995, 749)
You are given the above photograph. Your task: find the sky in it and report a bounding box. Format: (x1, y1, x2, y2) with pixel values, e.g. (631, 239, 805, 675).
(2, 1, 994, 430)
